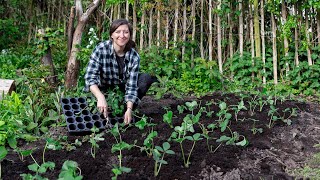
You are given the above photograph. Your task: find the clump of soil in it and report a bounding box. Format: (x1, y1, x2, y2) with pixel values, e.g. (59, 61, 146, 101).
(2, 92, 320, 179)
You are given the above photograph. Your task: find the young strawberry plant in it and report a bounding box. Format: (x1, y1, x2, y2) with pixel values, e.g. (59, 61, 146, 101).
(110, 123, 132, 179)
(89, 127, 105, 158)
(230, 100, 247, 121)
(58, 160, 83, 180)
(216, 102, 232, 132)
(153, 142, 175, 176)
(163, 110, 173, 128)
(170, 112, 202, 167)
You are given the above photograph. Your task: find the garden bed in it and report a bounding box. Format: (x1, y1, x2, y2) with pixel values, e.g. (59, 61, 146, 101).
(2, 92, 320, 179)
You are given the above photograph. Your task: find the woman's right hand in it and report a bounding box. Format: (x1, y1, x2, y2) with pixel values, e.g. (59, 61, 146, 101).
(89, 85, 109, 118)
(97, 95, 108, 118)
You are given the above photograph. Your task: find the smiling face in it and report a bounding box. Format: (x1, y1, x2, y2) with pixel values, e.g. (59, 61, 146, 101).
(111, 24, 130, 50)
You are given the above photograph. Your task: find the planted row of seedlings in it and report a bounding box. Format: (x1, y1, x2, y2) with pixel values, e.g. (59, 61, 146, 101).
(18, 93, 298, 179)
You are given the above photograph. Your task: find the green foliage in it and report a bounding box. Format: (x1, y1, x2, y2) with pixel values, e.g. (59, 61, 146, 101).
(225, 52, 265, 87)
(141, 46, 222, 97)
(0, 19, 24, 50)
(58, 160, 83, 180)
(0, 92, 38, 152)
(20, 161, 55, 180)
(153, 142, 175, 176)
(0, 49, 34, 79)
(288, 61, 320, 95)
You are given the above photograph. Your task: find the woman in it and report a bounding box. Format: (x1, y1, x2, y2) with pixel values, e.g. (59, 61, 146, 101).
(84, 19, 156, 124)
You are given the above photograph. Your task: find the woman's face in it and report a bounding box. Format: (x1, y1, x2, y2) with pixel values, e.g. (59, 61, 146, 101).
(111, 24, 130, 48)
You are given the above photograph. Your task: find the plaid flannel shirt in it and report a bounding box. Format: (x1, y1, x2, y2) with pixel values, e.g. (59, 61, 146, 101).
(84, 40, 140, 104)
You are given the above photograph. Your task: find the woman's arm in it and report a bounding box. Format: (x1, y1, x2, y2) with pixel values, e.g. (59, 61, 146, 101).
(90, 85, 108, 118)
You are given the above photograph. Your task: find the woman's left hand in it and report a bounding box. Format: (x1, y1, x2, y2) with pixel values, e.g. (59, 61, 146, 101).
(124, 108, 132, 125)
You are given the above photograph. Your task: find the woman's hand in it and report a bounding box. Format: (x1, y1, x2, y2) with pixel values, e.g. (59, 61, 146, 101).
(97, 95, 108, 118)
(124, 107, 132, 125)
(89, 85, 108, 118)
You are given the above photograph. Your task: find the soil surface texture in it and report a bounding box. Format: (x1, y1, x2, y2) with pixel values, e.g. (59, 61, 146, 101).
(2, 92, 320, 180)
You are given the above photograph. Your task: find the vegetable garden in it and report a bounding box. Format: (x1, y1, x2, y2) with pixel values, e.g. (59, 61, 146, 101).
(1, 0, 320, 179)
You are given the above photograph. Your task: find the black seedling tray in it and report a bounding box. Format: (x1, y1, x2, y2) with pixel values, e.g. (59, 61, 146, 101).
(61, 97, 125, 135)
(61, 97, 103, 135)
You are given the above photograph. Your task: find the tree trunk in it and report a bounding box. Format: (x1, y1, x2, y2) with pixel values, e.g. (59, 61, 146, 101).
(305, 9, 313, 66)
(38, 29, 57, 85)
(217, 0, 223, 74)
(200, 0, 204, 58)
(67, 6, 75, 58)
(148, 7, 153, 49)
(132, 0, 137, 42)
(208, 0, 213, 61)
(271, 12, 278, 85)
(253, 0, 261, 59)
(261, 0, 266, 84)
(191, 0, 195, 63)
(249, 3, 255, 79)
(239, 0, 243, 57)
(126, 0, 129, 20)
(165, 13, 169, 49)
(156, 2, 161, 47)
(173, 0, 179, 47)
(317, 9, 320, 46)
(282, 2, 289, 75)
(139, 9, 145, 51)
(182, 0, 187, 61)
(294, 3, 299, 66)
(228, 10, 233, 60)
(65, 0, 101, 89)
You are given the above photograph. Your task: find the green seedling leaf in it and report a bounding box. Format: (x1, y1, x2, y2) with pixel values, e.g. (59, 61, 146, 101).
(185, 136, 193, 141)
(219, 102, 227, 110)
(20, 149, 33, 156)
(225, 113, 232, 120)
(135, 117, 147, 130)
(175, 138, 185, 143)
(163, 111, 173, 128)
(193, 133, 202, 141)
(216, 135, 231, 143)
(28, 163, 39, 172)
(238, 101, 247, 110)
(162, 142, 170, 151)
(219, 119, 229, 132)
(159, 160, 168, 164)
(111, 142, 132, 153)
(153, 149, 161, 161)
(119, 166, 131, 173)
(38, 161, 55, 173)
(110, 124, 120, 136)
(0, 146, 8, 160)
(155, 146, 164, 152)
(174, 126, 183, 133)
(186, 101, 198, 111)
(7, 136, 17, 149)
(207, 123, 217, 129)
(61, 160, 78, 171)
(112, 168, 122, 176)
(0, 121, 5, 127)
(166, 150, 175, 155)
(177, 105, 185, 114)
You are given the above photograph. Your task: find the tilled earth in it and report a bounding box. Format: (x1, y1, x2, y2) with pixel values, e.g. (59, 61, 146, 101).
(2, 92, 320, 179)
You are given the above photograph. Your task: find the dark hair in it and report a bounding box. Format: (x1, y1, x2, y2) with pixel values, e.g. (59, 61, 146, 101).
(110, 19, 136, 52)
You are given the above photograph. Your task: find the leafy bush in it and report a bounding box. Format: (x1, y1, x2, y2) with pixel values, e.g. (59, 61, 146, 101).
(0, 19, 24, 50)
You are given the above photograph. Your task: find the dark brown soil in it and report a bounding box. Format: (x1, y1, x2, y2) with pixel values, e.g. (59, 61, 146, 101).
(2, 92, 320, 180)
